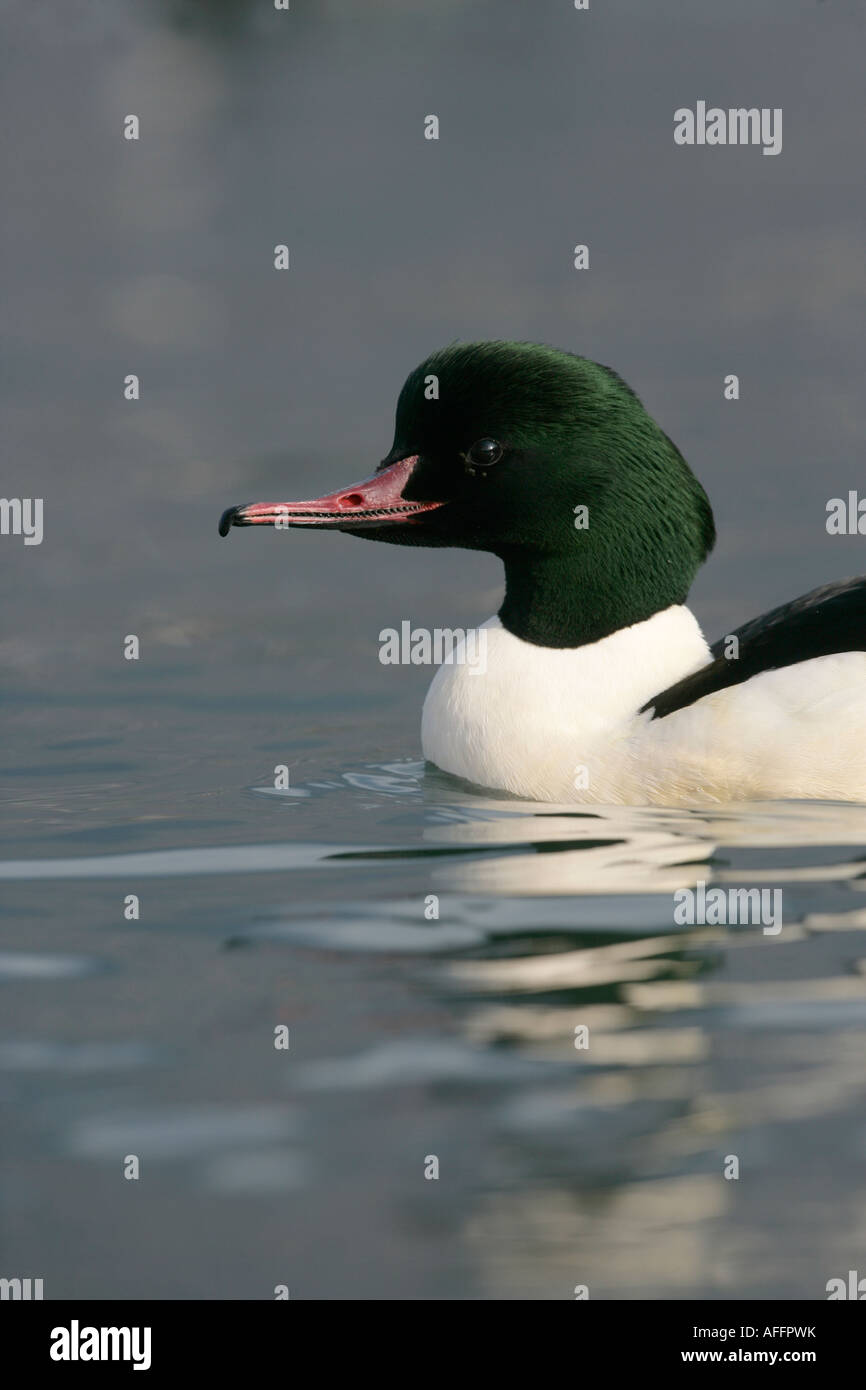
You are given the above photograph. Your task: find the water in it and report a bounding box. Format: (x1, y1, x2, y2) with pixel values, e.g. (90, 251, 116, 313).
(4, 757, 866, 1298)
(2, 0, 866, 1300)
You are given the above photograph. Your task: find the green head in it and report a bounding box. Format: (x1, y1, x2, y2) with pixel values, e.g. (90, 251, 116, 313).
(221, 339, 715, 648)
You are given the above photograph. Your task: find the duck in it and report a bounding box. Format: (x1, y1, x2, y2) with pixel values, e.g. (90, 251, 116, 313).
(219, 340, 866, 807)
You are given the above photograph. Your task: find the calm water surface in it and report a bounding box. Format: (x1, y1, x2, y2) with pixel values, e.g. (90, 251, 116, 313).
(3, 723, 866, 1298)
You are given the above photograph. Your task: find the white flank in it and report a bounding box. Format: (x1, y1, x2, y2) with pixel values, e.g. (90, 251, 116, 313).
(421, 608, 866, 806)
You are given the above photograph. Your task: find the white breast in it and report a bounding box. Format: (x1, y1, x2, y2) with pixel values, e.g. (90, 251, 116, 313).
(422, 607, 709, 802)
(420, 608, 866, 805)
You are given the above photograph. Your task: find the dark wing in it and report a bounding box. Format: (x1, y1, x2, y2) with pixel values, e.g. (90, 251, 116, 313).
(642, 576, 866, 721)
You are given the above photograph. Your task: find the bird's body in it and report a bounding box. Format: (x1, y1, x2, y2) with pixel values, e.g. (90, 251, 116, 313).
(421, 607, 866, 806)
(221, 339, 866, 807)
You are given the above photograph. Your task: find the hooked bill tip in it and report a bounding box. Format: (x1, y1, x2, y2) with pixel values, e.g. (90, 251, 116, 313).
(218, 506, 239, 537)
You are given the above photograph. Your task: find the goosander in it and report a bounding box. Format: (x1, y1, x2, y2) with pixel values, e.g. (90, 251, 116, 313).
(219, 340, 866, 807)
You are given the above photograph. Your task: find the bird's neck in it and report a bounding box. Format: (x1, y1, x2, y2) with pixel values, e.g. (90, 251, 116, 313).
(498, 550, 671, 649)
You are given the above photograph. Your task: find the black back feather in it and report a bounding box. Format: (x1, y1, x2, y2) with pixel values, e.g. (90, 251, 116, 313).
(643, 576, 866, 720)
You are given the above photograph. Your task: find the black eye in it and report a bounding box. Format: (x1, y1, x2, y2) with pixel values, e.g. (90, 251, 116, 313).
(465, 437, 503, 469)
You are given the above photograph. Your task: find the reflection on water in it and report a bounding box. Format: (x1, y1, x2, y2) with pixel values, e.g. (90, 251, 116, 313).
(3, 761, 866, 1296)
(0, 951, 105, 980)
